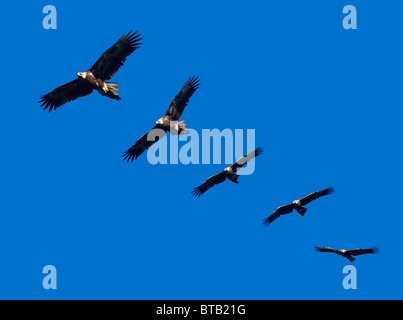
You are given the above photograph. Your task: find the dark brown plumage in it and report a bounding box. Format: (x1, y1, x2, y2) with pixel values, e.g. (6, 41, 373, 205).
(263, 187, 334, 226)
(314, 246, 379, 262)
(122, 76, 200, 162)
(192, 147, 263, 197)
(39, 31, 142, 112)
(89, 31, 142, 81)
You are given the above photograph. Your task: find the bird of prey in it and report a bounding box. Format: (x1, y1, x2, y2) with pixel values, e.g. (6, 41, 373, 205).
(192, 147, 263, 197)
(39, 31, 142, 112)
(263, 187, 334, 226)
(314, 246, 379, 262)
(122, 76, 200, 162)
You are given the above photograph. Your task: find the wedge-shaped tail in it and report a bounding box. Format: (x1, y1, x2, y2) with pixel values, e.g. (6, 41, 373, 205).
(295, 206, 307, 216)
(105, 82, 121, 100)
(170, 120, 188, 135)
(227, 174, 239, 184)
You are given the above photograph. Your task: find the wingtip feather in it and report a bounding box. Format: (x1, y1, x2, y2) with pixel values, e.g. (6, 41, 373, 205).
(255, 146, 264, 157)
(191, 187, 203, 198)
(39, 96, 56, 112)
(371, 246, 380, 254)
(262, 218, 271, 227)
(326, 187, 335, 195)
(185, 76, 200, 91)
(122, 150, 138, 163)
(119, 30, 143, 50)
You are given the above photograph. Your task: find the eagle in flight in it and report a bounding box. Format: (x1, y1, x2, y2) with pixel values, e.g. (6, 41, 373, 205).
(39, 31, 142, 112)
(192, 147, 263, 197)
(122, 76, 200, 162)
(314, 246, 379, 262)
(263, 187, 334, 226)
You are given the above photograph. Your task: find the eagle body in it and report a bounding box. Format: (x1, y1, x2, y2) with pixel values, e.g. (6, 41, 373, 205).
(155, 117, 188, 135)
(339, 250, 353, 261)
(77, 71, 120, 100)
(224, 167, 239, 184)
(78, 71, 105, 90)
(291, 200, 307, 216)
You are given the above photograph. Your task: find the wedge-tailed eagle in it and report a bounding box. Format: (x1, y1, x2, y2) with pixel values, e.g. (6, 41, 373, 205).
(39, 31, 142, 112)
(314, 246, 379, 262)
(122, 76, 200, 162)
(263, 187, 334, 226)
(192, 147, 263, 197)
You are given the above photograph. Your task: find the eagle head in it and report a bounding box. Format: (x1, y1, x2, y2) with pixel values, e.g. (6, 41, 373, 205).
(77, 72, 86, 79)
(224, 167, 233, 174)
(293, 200, 301, 206)
(156, 118, 164, 126)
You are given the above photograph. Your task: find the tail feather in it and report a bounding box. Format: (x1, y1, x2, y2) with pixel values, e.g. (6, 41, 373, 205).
(106, 82, 121, 100)
(228, 174, 239, 184)
(295, 206, 307, 216)
(171, 120, 188, 135)
(178, 120, 188, 134)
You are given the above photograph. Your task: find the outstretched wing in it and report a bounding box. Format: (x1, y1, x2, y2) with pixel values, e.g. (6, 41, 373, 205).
(347, 247, 379, 256)
(263, 204, 294, 226)
(90, 31, 142, 80)
(231, 146, 263, 172)
(164, 76, 200, 121)
(191, 171, 227, 197)
(39, 79, 93, 112)
(299, 187, 334, 206)
(314, 246, 341, 255)
(122, 126, 166, 162)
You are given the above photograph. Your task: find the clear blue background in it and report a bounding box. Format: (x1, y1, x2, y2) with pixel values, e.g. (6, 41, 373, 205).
(0, 0, 401, 299)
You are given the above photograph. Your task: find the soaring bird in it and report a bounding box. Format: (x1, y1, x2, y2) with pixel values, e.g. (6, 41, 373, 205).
(192, 147, 263, 197)
(314, 246, 379, 262)
(122, 76, 200, 162)
(263, 187, 334, 226)
(39, 31, 142, 112)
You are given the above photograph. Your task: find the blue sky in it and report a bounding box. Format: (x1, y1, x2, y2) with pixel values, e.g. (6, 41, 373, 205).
(0, 0, 402, 299)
